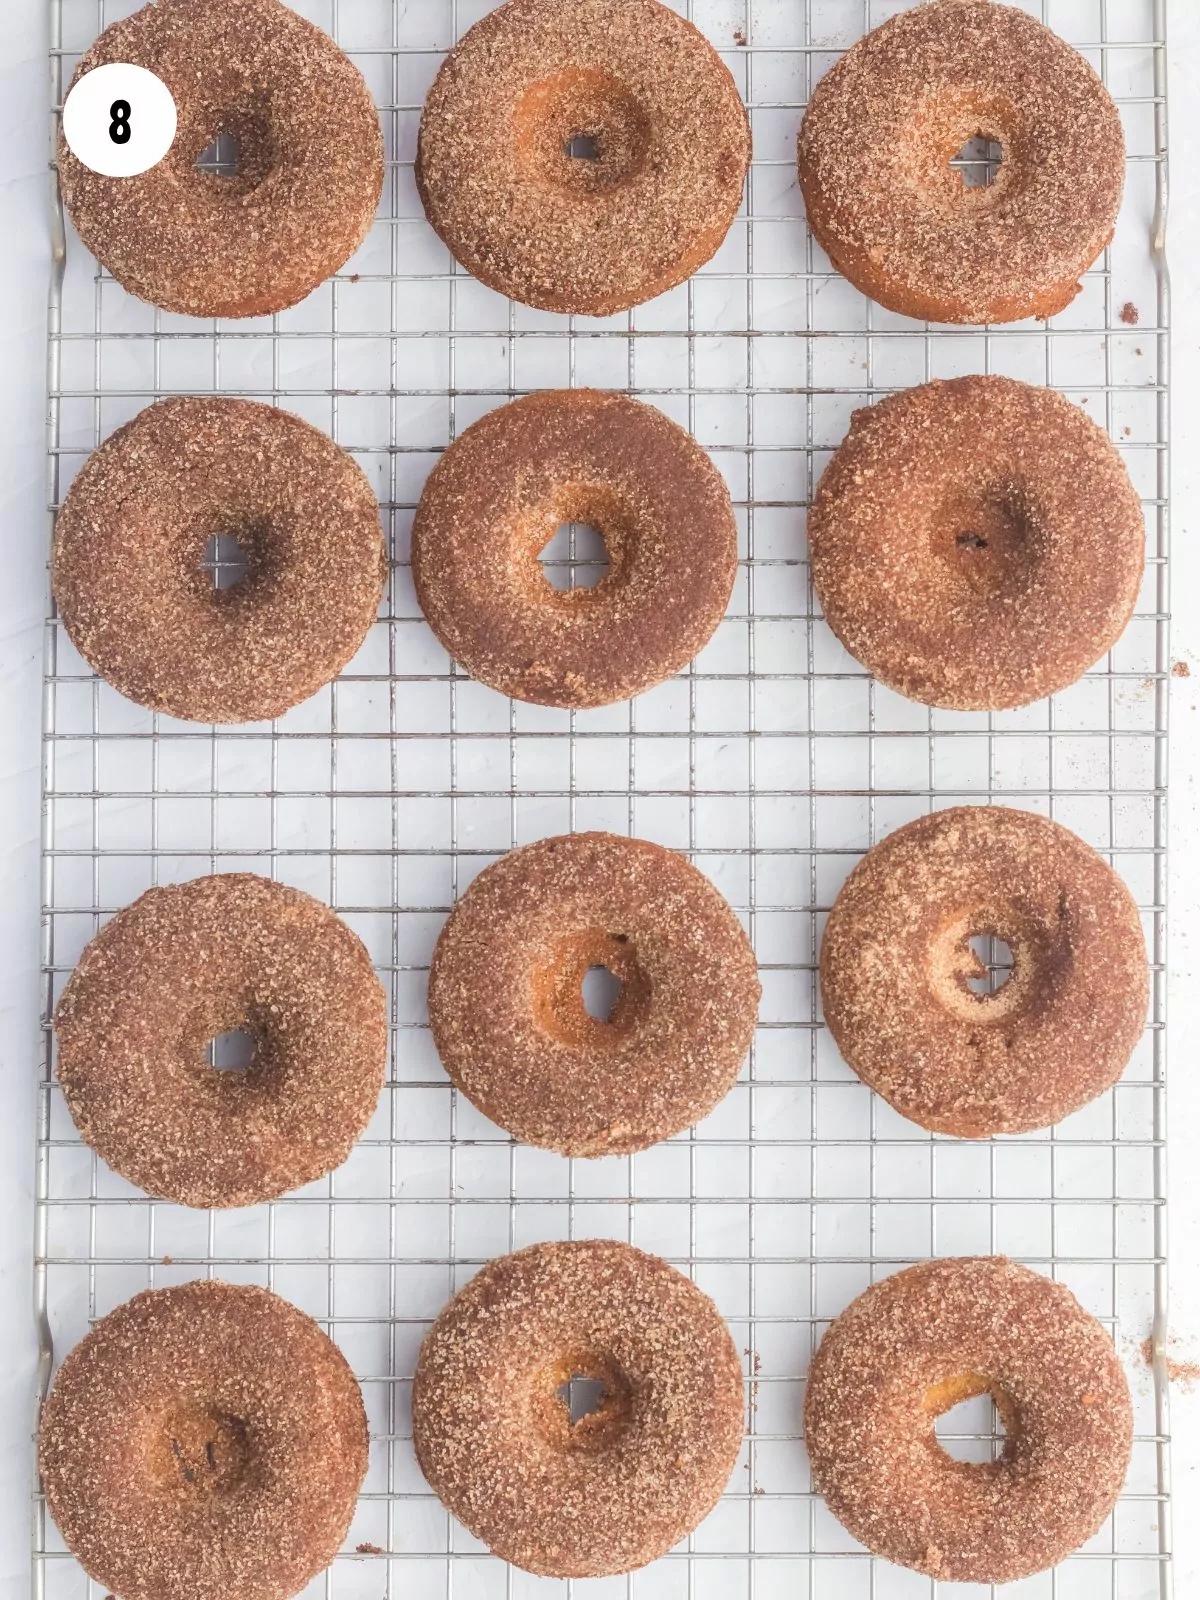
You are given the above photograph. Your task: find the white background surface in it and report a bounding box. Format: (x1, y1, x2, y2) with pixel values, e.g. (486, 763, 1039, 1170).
(0, 1, 1197, 1596)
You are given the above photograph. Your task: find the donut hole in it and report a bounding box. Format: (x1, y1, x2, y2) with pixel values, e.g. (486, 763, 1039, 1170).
(534, 1351, 632, 1454)
(539, 522, 611, 592)
(515, 70, 651, 195)
(153, 1402, 251, 1498)
(532, 930, 650, 1049)
(935, 483, 1044, 598)
(951, 133, 1004, 190)
(190, 105, 276, 195)
(965, 934, 1014, 997)
(557, 1372, 608, 1422)
(195, 131, 240, 180)
(205, 1027, 256, 1074)
(581, 963, 623, 1023)
(200, 533, 251, 592)
(925, 1374, 1013, 1466)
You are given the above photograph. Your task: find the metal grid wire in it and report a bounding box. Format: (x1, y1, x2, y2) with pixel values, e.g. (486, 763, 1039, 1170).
(37, 1, 1171, 1597)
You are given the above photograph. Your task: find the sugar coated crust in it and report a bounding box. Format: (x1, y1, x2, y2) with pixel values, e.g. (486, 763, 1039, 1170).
(797, 0, 1124, 324)
(808, 376, 1145, 710)
(819, 806, 1149, 1136)
(805, 1256, 1133, 1583)
(59, 0, 384, 318)
(412, 390, 738, 708)
(428, 832, 761, 1155)
(39, 1280, 369, 1600)
(52, 397, 387, 725)
(54, 873, 389, 1207)
(417, 0, 751, 314)
(412, 1239, 745, 1576)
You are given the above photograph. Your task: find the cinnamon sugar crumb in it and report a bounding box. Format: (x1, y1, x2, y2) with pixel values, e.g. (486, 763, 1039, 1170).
(1120, 302, 1140, 325)
(1173, 661, 1191, 679)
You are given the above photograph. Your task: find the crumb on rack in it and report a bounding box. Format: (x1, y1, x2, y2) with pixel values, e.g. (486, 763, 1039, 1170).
(734, 27, 747, 45)
(356, 1543, 385, 1555)
(1142, 1335, 1200, 1388)
(1173, 661, 1191, 679)
(1120, 301, 1140, 325)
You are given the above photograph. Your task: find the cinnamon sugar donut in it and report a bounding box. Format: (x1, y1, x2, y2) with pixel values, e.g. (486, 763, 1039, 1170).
(53, 397, 387, 724)
(59, 0, 384, 318)
(797, 0, 1125, 324)
(412, 390, 738, 708)
(54, 874, 388, 1208)
(417, 0, 751, 315)
(819, 806, 1149, 1137)
(427, 832, 760, 1155)
(804, 1257, 1133, 1583)
(808, 376, 1145, 710)
(39, 1281, 368, 1600)
(412, 1239, 745, 1576)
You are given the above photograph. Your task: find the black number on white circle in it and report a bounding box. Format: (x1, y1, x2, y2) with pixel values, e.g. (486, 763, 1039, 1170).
(109, 100, 132, 146)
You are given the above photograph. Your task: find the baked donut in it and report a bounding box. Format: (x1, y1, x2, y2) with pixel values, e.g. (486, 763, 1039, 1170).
(53, 397, 387, 724)
(797, 0, 1125, 324)
(59, 0, 383, 318)
(804, 1256, 1133, 1583)
(808, 376, 1145, 710)
(412, 390, 738, 708)
(39, 1280, 368, 1600)
(54, 873, 388, 1208)
(417, 0, 751, 315)
(412, 1239, 744, 1576)
(427, 832, 760, 1155)
(820, 806, 1148, 1137)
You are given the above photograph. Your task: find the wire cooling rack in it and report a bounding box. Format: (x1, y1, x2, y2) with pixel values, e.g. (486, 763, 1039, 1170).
(37, 1, 1172, 1597)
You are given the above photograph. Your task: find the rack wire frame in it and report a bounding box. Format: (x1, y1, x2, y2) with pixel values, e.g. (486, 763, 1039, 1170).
(35, 1, 1172, 1597)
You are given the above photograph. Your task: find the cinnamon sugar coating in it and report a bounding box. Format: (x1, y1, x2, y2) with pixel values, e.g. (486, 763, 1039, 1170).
(39, 1280, 368, 1600)
(797, 0, 1125, 324)
(417, 0, 751, 315)
(428, 832, 760, 1155)
(59, 0, 384, 318)
(54, 874, 389, 1208)
(412, 390, 738, 708)
(805, 1257, 1133, 1583)
(412, 1239, 745, 1576)
(809, 376, 1145, 710)
(53, 397, 387, 725)
(820, 806, 1148, 1137)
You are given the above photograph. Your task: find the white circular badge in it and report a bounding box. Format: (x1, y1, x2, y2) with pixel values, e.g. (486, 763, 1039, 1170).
(62, 62, 177, 179)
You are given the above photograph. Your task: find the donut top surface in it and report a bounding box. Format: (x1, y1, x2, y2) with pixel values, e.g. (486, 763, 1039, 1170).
(417, 0, 751, 314)
(54, 873, 389, 1208)
(427, 832, 761, 1155)
(58, 0, 384, 318)
(412, 1239, 745, 1576)
(52, 397, 387, 724)
(808, 375, 1146, 710)
(797, 0, 1125, 323)
(819, 806, 1149, 1136)
(412, 390, 739, 708)
(804, 1256, 1133, 1582)
(38, 1280, 368, 1600)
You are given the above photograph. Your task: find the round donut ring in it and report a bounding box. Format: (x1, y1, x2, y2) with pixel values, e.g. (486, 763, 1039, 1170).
(417, 0, 751, 315)
(52, 397, 388, 725)
(412, 1239, 745, 1577)
(797, 0, 1124, 324)
(54, 874, 389, 1208)
(427, 832, 761, 1155)
(412, 390, 739, 708)
(819, 806, 1149, 1137)
(808, 376, 1145, 710)
(804, 1257, 1133, 1583)
(58, 0, 384, 318)
(39, 1280, 368, 1600)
